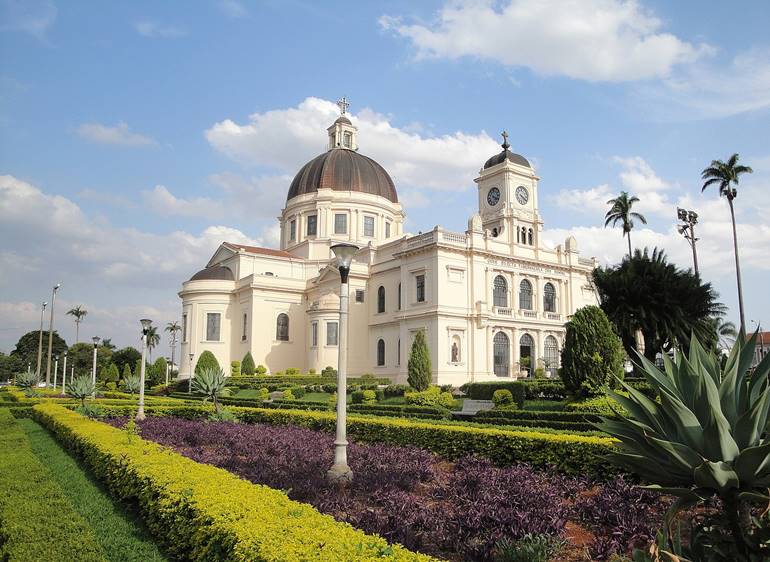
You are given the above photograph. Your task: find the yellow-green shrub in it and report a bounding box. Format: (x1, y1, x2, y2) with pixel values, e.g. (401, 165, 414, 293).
(32, 404, 433, 561)
(0, 408, 106, 561)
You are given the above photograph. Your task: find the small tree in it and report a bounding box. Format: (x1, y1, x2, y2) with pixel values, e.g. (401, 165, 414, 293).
(195, 350, 220, 376)
(149, 357, 167, 386)
(407, 330, 432, 391)
(256, 364, 267, 375)
(231, 360, 241, 377)
(561, 306, 624, 395)
(121, 363, 132, 380)
(104, 363, 120, 383)
(191, 366, 229, 414)
(67, 375, 96, 408)
(241, 352, 256, 376)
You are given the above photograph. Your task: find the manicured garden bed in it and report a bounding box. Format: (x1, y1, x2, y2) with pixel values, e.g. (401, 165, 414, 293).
(106, 415, 667, 561)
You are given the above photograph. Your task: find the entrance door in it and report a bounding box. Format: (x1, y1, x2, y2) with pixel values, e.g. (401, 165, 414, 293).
(493, 332, 510, 377)
(519, 333, 534, 376)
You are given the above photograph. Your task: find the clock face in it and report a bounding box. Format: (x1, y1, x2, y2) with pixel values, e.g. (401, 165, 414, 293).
(515, 186, 529, 205)
(487, 187, 501, 206)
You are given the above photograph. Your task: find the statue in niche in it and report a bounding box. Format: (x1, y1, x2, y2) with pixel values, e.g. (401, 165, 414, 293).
(451, 341, 460, 363)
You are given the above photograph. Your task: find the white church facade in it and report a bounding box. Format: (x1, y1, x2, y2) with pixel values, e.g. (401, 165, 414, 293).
(178, 104, 598, 385)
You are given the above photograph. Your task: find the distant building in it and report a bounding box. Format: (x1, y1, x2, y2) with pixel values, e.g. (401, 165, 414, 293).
(178, 105, 598, 385)
(749, 331, 769, 368)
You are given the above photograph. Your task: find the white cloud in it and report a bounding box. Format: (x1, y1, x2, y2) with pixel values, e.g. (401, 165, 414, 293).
(77, 122, 157, 147)
(205, 96, 502, 193)
(380, 0, 711, 82)
(0, 0, 57, 41)
(0, 174, 275, 349)
(142, 185, 226, 218)
(134, 20, 186, 38)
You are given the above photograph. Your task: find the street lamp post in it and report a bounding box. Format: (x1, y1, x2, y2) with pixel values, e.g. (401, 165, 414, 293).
(45, 283, 61, 387)
(61, 351, 68, 394)
(53, 355, 59, 391)
(137, 319, 152, 421)
(677, 208, 699, 277)
(165, 358, 170, 386)
(35, 301, 48, 385)
(91, 336, 100, 396)
(327, 242, 358, 483)
(188, 353, 194, 393)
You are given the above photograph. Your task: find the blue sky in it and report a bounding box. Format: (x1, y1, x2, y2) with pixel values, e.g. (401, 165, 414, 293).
(1, 0, 769, 353)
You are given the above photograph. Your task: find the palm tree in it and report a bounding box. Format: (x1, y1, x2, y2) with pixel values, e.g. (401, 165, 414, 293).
(165, 321, 181, 378)
(100, 338, 116, 351)
(66, 305, 88, 342)
(701, 153, 753, 334)
(604, 191, 647, 260)
(145, 325, 160, 361)
(711, 317, 738, 351)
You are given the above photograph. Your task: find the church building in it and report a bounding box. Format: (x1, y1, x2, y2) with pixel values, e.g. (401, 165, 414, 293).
(179, 101, 598, 385)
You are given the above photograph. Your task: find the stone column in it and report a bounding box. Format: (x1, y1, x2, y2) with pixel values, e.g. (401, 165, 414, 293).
(512, 326, 520, 378)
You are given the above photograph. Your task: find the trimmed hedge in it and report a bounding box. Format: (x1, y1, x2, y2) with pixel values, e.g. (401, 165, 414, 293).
(474, 409, 602, 424)
(461, 416, 596, 433)
(0, 408, 106, 561)
(223, 375, 391, 387)
(32, 404, 432, 561)
(462, 381, 526, 406)
(348, 403, 450, 420)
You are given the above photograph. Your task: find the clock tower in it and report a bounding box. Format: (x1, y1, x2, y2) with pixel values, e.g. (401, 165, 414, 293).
(474, 131, 541, 247)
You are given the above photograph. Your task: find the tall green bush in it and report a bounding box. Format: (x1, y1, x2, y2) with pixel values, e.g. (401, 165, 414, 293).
(104, 363, 120, 383)
(241, 352, 256, 376)
(560, 306, 624, 395)
(195, 351, 220, 375)
(407, 330, 431, 391)
(121, 363, 132, 380)
(149, 357, 167, 386)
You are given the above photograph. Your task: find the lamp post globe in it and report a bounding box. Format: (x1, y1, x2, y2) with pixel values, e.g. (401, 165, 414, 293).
(327, 242, 358, 483)
(91, 336, 100, 395)
(137, 319, 152, 421)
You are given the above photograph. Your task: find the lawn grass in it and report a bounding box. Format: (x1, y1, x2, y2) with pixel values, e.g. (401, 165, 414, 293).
(522, 399, 571, 411)
(17, 419, 167, 562)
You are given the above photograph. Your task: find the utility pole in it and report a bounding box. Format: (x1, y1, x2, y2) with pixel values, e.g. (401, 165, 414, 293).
(677, 208, 699, 277)
(35, 301, 47, 384)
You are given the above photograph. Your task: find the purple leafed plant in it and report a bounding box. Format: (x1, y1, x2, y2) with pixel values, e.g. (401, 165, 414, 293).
(105, 417, 664, 560)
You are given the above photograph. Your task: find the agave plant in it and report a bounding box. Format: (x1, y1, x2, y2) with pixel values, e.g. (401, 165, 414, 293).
(599, 333, 770, 560)
(191, 366, 230, 414)
(66, 375, 96, 408)
(15, 371, 37, 397)
(123, 373, 140, 396)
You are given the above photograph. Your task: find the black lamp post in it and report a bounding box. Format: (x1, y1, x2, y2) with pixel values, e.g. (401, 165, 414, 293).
(677, 208, 699, 277)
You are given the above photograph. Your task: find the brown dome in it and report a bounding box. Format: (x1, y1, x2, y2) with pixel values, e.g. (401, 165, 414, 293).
(189, 265, 234, 281)
(483, 148, 530, 169)
(287, 149, 398, 203)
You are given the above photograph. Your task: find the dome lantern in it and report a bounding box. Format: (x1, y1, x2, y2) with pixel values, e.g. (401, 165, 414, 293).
(327, 96, 358, 151)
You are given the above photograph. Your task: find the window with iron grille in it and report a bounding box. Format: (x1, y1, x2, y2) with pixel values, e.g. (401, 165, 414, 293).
(493, 275, 508, 307)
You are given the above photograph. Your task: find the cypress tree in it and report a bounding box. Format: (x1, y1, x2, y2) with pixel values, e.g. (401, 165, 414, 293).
(121, 363, 132, 380)
(195, 350, 220, 375)
(407, 330, 432, 391)
(105, 363, 120, 383)
(241, 352, 256, 376)
(561, 305, 625, 395)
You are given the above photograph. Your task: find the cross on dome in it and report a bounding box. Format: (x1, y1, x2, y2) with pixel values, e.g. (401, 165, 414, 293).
(337, 96, 350, 115)
(501, 130, 510, 150)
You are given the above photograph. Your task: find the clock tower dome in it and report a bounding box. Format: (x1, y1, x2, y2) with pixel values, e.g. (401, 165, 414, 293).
(474, 131, 542, 248)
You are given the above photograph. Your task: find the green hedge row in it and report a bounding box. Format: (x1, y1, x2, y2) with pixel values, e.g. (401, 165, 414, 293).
(33, 404, 431, 561)
(0, 408, 107, 562)
(348, 403, 450, 420)
(462, 380, 570, 401)
(474, 409, 602, 423)
(94, 403, 618, 478)
(224, 375, 391, 386)
(459, 416, 596, 432)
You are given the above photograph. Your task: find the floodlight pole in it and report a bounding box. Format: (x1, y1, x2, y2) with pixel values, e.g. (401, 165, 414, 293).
(677, 208, 699, 277)
(35, 302, 47, 385)
(45, 284, 61, 387)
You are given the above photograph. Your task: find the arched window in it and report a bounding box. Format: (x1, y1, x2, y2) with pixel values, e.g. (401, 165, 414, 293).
(276, 313, 289, 341)
(397, 283, 401, 310)
(377, 286, 385, 313)
(493, 332, 510, 377)
(377, 339, 385, 366)
(516, 228, 520, 243)
(543, 282, 556, 312)
(521, 227, 527, 243)
(519, 333, 534, 375)
(493, 275, 508, 307)
(528, 228, 533, 245)
(519, 279, 533, 310)
(544, 335, 559, 376)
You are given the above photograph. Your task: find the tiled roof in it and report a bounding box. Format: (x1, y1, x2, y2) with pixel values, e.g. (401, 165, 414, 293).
(223, 242, 298, 259)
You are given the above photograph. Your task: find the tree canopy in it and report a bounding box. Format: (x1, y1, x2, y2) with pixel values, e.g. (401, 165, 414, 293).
(592, 247, 725, 361)
(10, 330, 68, 374)
(67, 342, 112, 378)
(111, 347, 141, 373)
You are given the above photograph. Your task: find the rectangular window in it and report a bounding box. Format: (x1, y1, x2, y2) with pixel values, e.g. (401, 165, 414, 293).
(289, 219, 296, 241)
(363, 216, 375, 237)
(311, 322, 318, 347)
(416, 274, 426, 303)
(206, 313, 221, 341)
(182, 313, 188, 342)
(355, 289, 365, 303)
(385, 222, 391, 238)
(306, 215, 317, 236)
(334, 213, 347, 234)
(343, 131, 352, 148)
(326, 321, 338, 346)
(242, 313, 247, 341)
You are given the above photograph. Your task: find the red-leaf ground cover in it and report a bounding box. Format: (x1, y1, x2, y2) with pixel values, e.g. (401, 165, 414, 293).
(106, 417, 666, 560)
